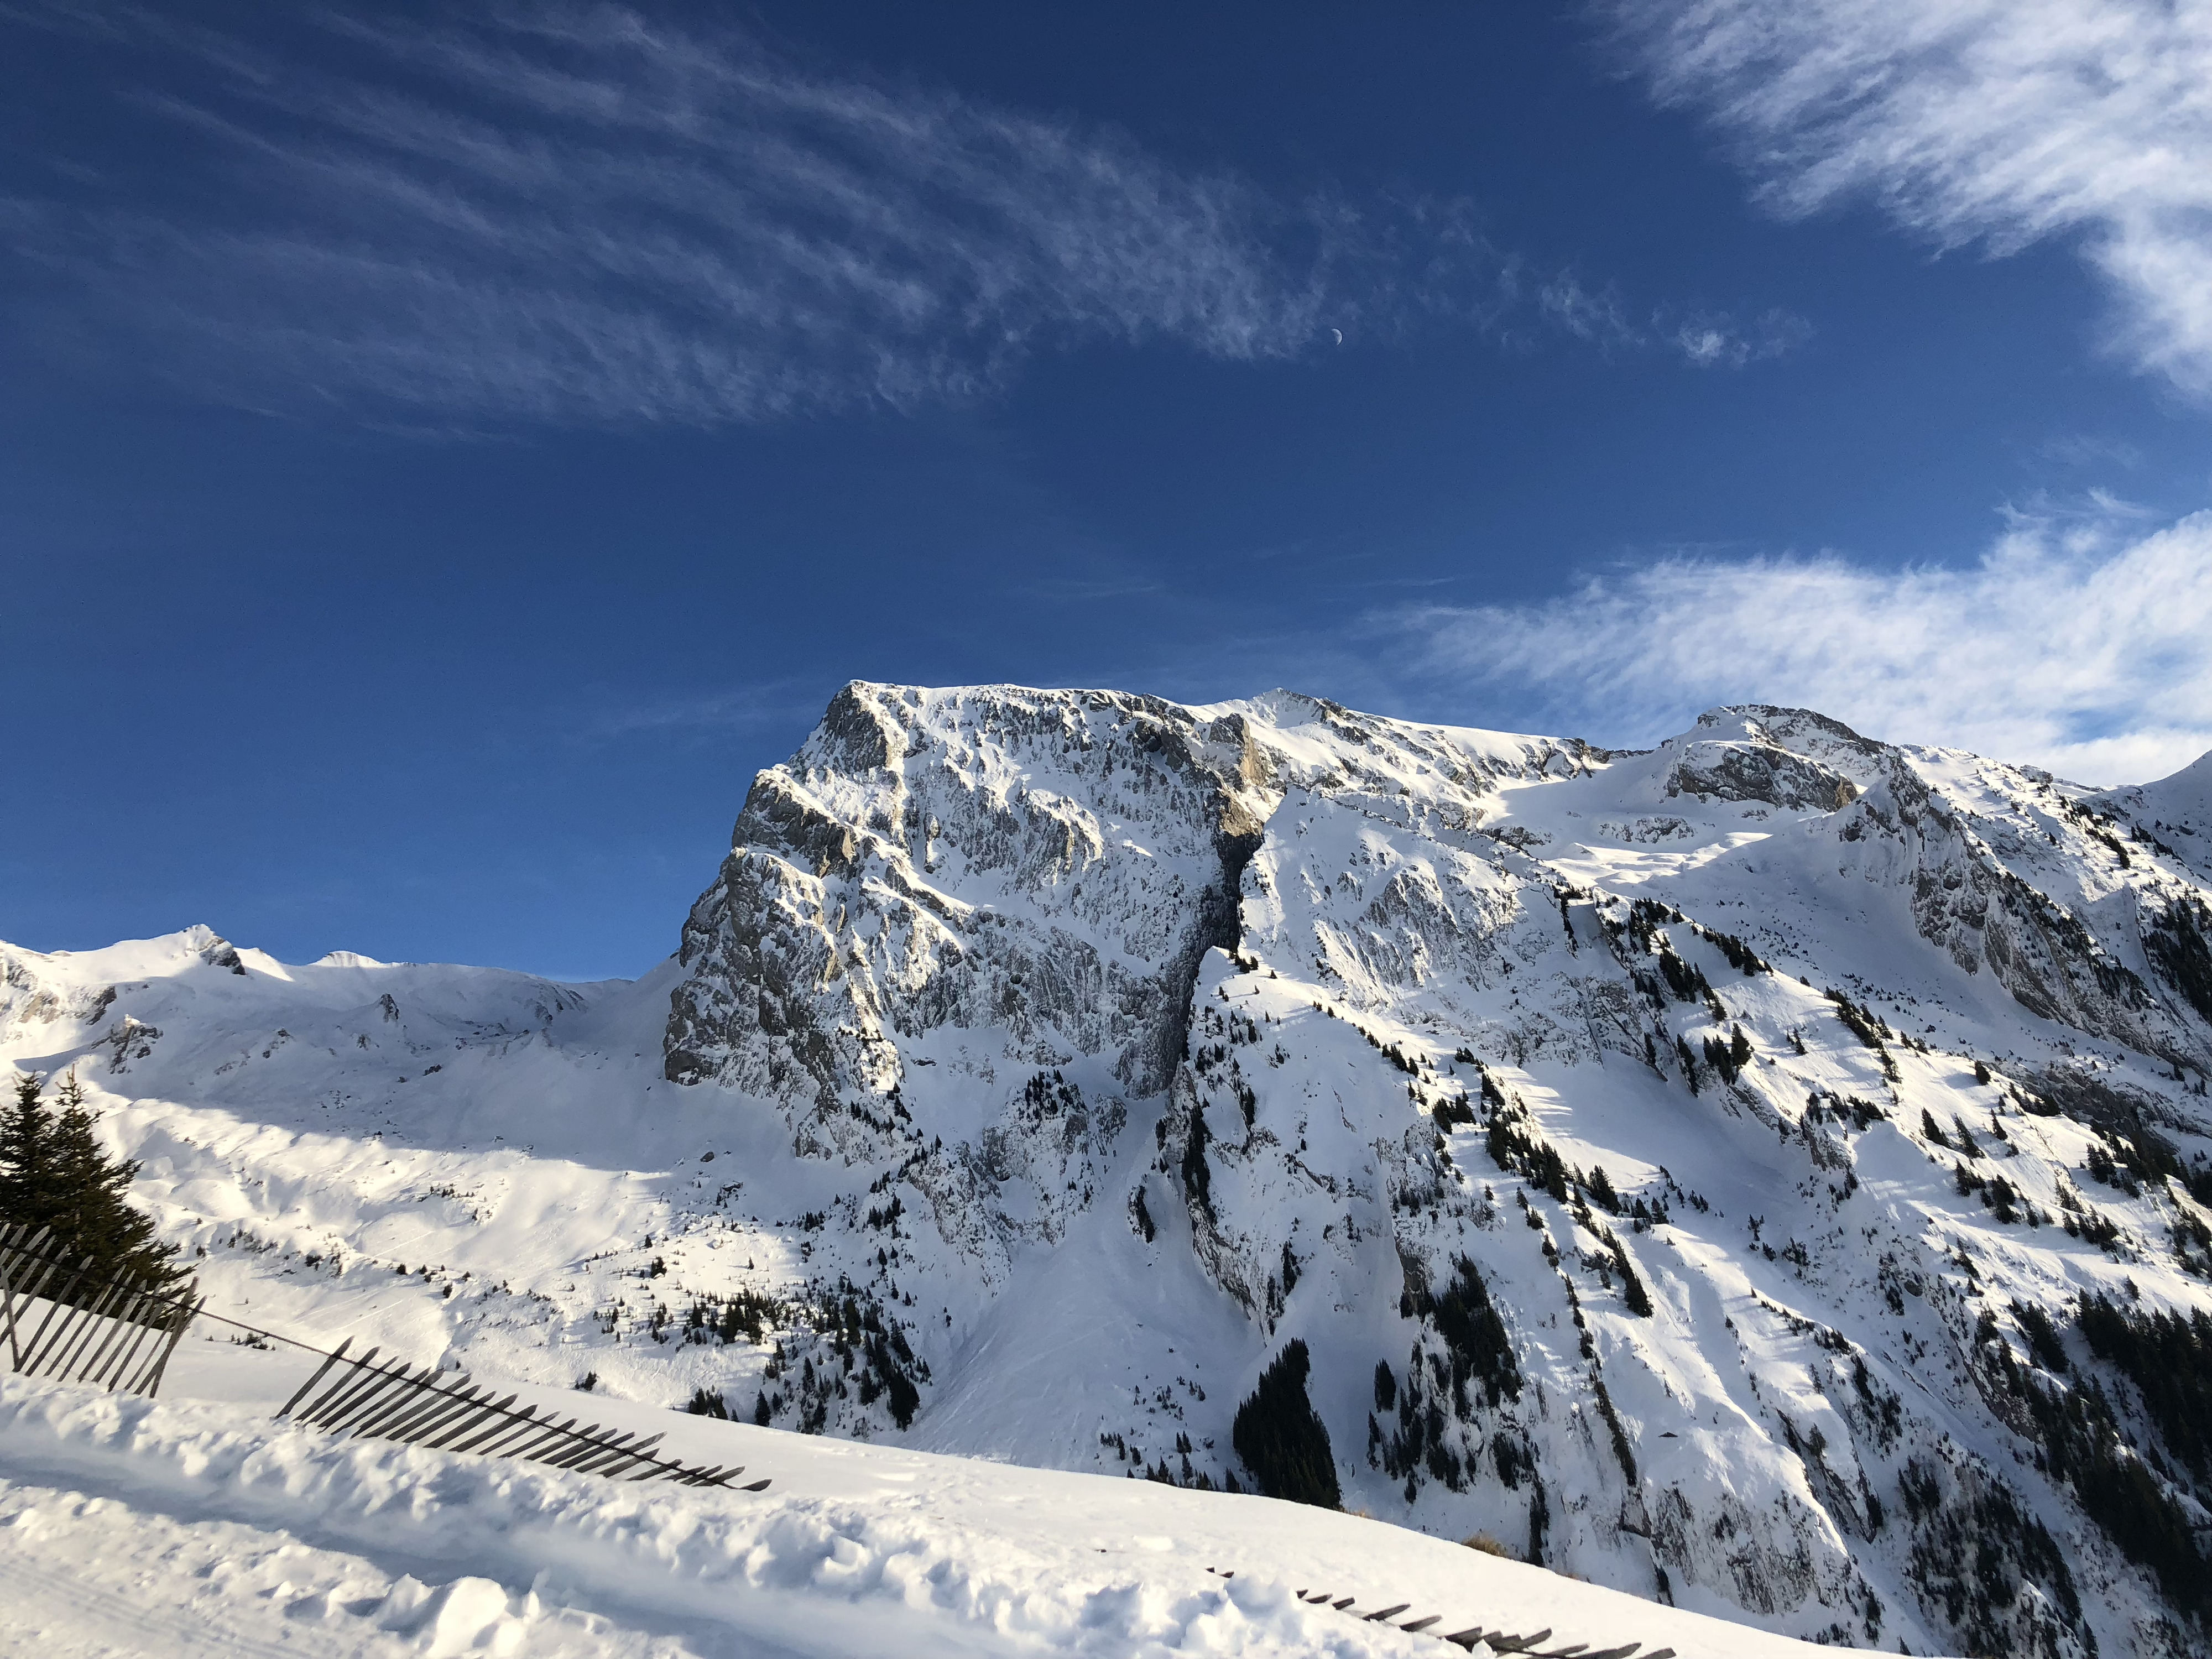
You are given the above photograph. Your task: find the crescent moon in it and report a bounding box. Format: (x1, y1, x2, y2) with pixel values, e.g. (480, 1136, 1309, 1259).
(1331, 328, 1343, 345)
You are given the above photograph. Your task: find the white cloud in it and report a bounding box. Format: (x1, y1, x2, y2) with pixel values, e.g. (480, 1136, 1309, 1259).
(1601, 0, 2212, 394)
(1666, 307, 1812, 368)
(1394, 503, 2212, 784)
(1535, 272, 1812, 366)
(0, 3, 1804, 427)
(9, 5, 1334, 424)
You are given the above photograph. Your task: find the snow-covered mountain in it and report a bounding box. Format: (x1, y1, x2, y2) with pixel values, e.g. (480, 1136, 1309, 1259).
(8, 683, 2212, 1657)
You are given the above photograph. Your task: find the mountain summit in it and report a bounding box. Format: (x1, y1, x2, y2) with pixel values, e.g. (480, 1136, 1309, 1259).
(7, 683, 2211, 1657)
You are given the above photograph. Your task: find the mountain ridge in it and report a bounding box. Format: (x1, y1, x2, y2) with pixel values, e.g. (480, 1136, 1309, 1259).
(7, 682, 2212, 1657)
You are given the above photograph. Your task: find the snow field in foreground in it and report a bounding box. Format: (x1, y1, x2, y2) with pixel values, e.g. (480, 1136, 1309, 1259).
(0, 1361, 1835, 1659)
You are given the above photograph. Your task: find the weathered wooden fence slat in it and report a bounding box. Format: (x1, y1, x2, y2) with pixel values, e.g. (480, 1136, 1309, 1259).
(355, 1365, 465, 1441)
(383, 1378, 491, 1447)
(277, 1337, 353, 1416)
(420, 1390, 522, 1452)
(51, 1277, 131, 1381)
(20, 1262, 95, 1373)
(137, 1293, 202, 1396)
(312, 1357, 418, 1436)
(80, 1287, 153, 1387)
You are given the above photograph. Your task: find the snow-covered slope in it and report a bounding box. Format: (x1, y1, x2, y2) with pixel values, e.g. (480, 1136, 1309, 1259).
(0, 1353, 1830, 1659)
(8, 684, 2212, 1657)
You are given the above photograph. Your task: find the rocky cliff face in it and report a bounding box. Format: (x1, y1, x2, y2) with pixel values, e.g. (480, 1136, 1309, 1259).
(653, 686, 2212, 1657)
(13, 684, 2212, 1657)
(660, 685, 1277, 1280)
(658, 686, 1577, 1275)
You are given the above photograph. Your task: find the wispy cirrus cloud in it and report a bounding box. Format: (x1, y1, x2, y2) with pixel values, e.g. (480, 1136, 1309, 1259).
(1536, 270, 1811, 367)
(1667, 308, 1811, 368)
(1598, 0, 2212, 395)
(1390, 499, 2212, 784)
(0, 2, 1804, 429)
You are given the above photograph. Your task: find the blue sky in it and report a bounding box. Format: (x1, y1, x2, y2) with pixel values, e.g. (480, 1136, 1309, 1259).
(5, 1, 2211, 978)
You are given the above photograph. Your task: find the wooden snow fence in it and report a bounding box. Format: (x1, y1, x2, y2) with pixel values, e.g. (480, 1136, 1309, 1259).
(1206, 1568, 1675, 1658)
(0, 1223, 201, 1396)
(1, 1225, 766, 1493)
(277, 1338, 769, 1490)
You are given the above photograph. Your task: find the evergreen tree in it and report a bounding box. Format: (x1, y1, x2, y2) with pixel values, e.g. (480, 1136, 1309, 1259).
(1585, 1165, 1621, 1213)
(0, 1072, 58, 1229)
(1615, 1249, 1656, 1318)
(1232, 1339, 1342, 1509)
(0, 1071, 185, 1291)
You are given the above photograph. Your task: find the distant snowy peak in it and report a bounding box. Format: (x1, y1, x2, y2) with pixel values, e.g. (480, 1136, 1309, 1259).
(1651, 706, 1882, 811)
(1, 925, 249, 1052)
(2098, 746, 2212, 884)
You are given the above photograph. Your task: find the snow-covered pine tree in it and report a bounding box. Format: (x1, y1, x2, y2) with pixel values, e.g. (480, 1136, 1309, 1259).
(0, 1072, 58, 1226)
(1, 1071, 187, 1291)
